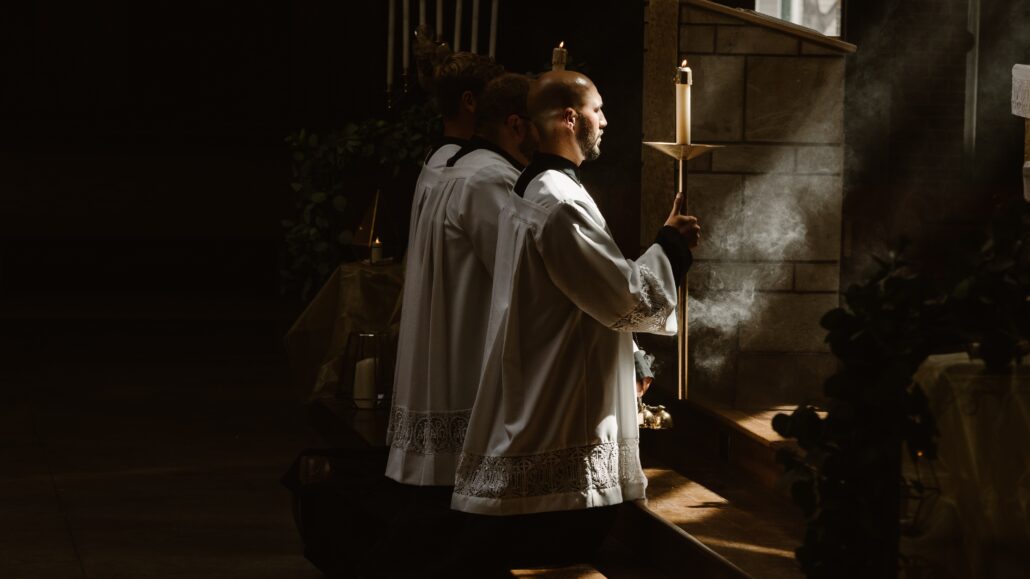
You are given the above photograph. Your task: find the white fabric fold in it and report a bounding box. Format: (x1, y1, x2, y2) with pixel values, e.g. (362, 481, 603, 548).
(387, 148, 520, 486)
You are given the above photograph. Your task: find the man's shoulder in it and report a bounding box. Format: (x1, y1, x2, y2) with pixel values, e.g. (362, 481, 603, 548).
(456, 150, 520, 185)
(426, 143, 463, 169)
(524, 171, 588, 209)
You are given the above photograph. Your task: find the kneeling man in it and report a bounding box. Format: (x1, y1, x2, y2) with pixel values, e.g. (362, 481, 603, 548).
(453, 71, 700, 518)
(387, 73, 538, 485)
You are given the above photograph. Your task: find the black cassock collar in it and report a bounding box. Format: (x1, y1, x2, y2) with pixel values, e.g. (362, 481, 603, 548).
(513, 153, 582, 197)
(445, 136, 526, 171)
(423, 136, 469, 165)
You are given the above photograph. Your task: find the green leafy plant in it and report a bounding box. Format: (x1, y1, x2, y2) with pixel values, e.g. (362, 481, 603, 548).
(949, 197, 1030, 372)
(282, 102, 441, 300)
(773, 247, 947, 579)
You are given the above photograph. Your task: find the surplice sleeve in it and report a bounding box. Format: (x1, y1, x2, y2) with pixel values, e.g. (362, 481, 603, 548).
(455, 163, 518, 276)
(538, 200, 691, 335)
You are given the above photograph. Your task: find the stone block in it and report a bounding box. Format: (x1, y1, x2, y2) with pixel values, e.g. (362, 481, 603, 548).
(684, 174, 744, 260)
(680, 5, 741, 25)
(735, 352, 838, 408)
(711, 144, 795, 173)
(716, 25, 799, 55)
(640, 146, 677, 246)
(690, 55, 746, 142)
(740, 174, 842, 261)
(689, 261, 793, 291)
(796, 145, 843, 174)
(745, 56, 845, 143)
(680, 25, 715, 53)
(687, 152, 712, 172)
(795, 263, 840, 292)
(739, 293, 839, 352)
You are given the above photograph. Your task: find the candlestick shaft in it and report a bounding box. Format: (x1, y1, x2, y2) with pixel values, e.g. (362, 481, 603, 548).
(454, 0, 462, 51)
(436, 0, 444, 37)
(489, 0, 498, 57)
(470, 0, 480, 53)
(402, 0, 411, 70)
(419, 0, 427, 26)
(677, 157, 689, 400)
(387, 0, 396, 90)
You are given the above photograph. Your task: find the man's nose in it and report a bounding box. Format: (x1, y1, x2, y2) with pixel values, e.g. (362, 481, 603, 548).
(599, 110, 608, 129)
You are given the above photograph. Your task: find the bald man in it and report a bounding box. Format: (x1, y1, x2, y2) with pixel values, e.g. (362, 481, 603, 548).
(452, 72, 699, 523)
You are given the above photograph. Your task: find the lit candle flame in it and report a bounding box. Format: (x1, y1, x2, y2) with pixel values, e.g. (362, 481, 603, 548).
(681, 59, 688, 67)
(559, 41, 564, 48)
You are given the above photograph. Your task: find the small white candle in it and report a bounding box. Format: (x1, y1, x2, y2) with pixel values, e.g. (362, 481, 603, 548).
(470, 0, 480, 53)
(402, 0, 411, 72)
(436, 0, 444, 38)
(676, 59, 692, 145)
(354, 357, 377, 409)
(371, 237, 384, 263)
(551, 41, 567, 71)
(453, 0, 463, 51)
(387, 0, 396, 90)
(419, 0, 426, 26)
(488, 0, 498, 57)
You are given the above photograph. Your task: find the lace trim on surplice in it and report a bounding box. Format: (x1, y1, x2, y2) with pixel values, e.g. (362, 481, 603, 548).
(387, 406, 472, 456)
(452, 440, 644, 500)
(610, 264, 672, 332)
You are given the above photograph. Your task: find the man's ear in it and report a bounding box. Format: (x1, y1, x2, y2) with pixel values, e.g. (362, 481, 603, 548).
(561, 107, 577, 130)
(461, 90, 476, 114)
(505, 113, 521, 134)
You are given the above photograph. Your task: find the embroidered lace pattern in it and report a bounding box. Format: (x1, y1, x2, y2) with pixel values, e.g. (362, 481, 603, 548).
(453, 440, 644, 500)
(610, 264, 672, 332)
(387, 406, 472, 456)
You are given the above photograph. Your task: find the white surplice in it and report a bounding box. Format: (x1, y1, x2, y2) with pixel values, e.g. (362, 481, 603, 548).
(387, 142, 522, 486)
(451, 161, 683, 515)
(408, 140, 466, 236)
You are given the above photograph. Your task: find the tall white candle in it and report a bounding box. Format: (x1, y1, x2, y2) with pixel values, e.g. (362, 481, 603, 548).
(453, 0, 462, 51)
(354, 357, 377, 409)
(387, 0, 396, 90)
(470, 0, 480, 53)
(419, 0, 426, 26)
(436, 0, 444, 38)
(488, 0, 498, 57)
(676, 59, 692, 145)
(402, 0, 411, 71)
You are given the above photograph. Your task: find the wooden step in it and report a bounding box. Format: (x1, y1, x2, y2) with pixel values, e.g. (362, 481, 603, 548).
(305, 396, 804, 579)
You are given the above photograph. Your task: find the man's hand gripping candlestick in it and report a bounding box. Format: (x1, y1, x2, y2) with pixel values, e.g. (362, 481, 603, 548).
(665, 192, 701, 249)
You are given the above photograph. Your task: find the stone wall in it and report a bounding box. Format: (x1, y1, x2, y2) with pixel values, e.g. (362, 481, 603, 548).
(642, 1, 847, 409)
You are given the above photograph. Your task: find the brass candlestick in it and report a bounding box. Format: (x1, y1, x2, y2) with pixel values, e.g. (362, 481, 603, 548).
(643, 141, 720, 400)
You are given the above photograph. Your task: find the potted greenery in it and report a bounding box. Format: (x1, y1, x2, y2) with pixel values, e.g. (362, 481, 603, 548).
(281, 102, 440, 300)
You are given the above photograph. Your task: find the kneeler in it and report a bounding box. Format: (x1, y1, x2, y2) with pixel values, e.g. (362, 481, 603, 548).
(281, 448, 462, 579)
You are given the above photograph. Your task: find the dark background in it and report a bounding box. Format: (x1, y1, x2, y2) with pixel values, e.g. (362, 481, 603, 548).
(0, 1, 644, 308)
(1, 0, 1026, 308)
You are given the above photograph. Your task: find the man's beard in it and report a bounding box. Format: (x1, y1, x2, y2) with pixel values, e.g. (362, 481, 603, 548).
(577, 120, 601, 161)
